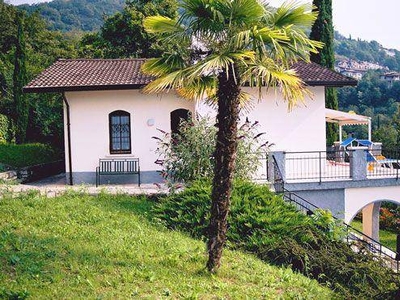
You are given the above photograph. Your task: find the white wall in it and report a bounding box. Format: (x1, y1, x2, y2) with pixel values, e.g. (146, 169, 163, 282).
(64, 86, 326, 183)
(345, 186, 400, 223)
(64, 90, 195, 176)
(197, 86, 326, 152)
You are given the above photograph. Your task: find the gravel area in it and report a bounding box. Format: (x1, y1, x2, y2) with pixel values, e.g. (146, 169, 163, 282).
(0, 173, 169, 197)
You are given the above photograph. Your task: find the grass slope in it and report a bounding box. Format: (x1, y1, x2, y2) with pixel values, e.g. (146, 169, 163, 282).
(351, 220, 398, 250)
(0, 190, 332, 299)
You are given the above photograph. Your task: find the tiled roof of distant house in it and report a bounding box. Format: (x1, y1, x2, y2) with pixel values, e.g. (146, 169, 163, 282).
(24, 58, 357, 93)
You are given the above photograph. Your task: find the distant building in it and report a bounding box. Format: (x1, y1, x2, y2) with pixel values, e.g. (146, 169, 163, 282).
(339, 69, 365, 80)
(380, 71, 400, 85)
(335, 58, 388, 79)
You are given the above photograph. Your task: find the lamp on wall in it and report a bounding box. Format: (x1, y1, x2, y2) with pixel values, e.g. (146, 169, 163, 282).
(147, 118, 155, 127)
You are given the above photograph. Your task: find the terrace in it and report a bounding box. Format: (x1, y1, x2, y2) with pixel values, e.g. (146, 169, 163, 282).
(270, 148, 400, 184)
(264, 108, 400, 186)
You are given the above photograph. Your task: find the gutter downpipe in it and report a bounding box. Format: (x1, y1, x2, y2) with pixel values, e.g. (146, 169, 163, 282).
(62, 93, 73, 185)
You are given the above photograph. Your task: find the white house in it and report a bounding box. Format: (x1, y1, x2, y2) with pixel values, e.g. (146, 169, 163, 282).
(26, 58, 400, 251)
(24, 58, 357, 185)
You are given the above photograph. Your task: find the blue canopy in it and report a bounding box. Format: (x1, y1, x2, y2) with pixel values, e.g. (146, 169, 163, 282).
(356, 139, 373, 147)
(340, 137, 356, 147)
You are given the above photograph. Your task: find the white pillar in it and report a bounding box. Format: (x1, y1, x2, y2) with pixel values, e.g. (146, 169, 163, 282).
(368, 119, 372, 141)
(339, 125, 343, 143)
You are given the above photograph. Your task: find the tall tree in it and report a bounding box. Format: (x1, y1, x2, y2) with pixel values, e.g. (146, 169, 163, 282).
(13, 11, 29, 144)
(309, 0, 338, 146)
(80, 0, 178, 58)
(142, 0, 321, 272)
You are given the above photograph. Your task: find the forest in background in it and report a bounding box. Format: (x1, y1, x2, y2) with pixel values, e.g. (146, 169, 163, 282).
(3, 0, 400, 149)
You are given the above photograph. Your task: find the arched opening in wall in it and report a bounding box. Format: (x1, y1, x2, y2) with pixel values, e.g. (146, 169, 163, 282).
(350, 200, 400, 252)
(170, 109, 191, 136)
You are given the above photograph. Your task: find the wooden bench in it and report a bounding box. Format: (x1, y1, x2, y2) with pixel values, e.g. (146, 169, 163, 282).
(96, 158, 140, 187)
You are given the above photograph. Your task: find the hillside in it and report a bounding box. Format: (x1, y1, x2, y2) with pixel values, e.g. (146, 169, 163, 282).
(15, 0, 400, 73)
(335, 31, 400, 72)
(0, 190, 332, 299)
(18, 0, 125, 31)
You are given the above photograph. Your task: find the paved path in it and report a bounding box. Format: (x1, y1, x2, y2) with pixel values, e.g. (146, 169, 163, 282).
(0, 173, 169, 197)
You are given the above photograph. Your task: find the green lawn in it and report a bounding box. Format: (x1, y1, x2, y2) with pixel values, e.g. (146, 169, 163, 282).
(0, 190, 332, 299)
(351, 220, 398, 250)
(0, 143, 62, 168)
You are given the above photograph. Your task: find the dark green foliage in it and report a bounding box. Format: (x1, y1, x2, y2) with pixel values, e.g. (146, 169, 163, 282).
(18, 0, 125, 32)
(0, 1, 76, 147)
(0, 0, 16, 54)
(79, 0, 178, 58)
(310, 0, 334, 69)
(310, 0, 338, 146)
(13, 11, 29, 144)
(0, 114, 9, 143)
(154, 180, 400, 299)
(325, 88, 338, 145)
(0, 143, 62, 168)
(338, 71, 400, 146)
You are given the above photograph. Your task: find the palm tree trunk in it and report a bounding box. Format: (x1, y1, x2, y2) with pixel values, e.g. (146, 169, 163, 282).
(207, 65, 241, 272)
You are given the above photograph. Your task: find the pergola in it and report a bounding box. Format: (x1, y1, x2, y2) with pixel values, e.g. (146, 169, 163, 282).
(325, 108, 372, 143)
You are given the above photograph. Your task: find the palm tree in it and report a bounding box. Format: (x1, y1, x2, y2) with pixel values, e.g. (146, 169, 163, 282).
(142, 0, 322, 272)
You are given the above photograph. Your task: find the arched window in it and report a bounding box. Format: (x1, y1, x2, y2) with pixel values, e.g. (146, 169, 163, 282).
(109, 110, 131, 154)
(170, 109, 191, 135)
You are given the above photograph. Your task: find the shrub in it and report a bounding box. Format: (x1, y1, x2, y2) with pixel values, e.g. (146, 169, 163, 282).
(0, 143, 62, 168)
(153, 117, 270, 186)
(154, 180, 400, 299)
(380, 203, 400, 232)
(0, 114, 9, 143)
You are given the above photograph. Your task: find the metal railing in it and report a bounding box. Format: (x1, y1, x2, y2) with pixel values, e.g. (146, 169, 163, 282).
(367, 149, 400, 179)
(282, 189, 400, 272)
(285, 150, 352, 183)
(255, 152, 269, 181)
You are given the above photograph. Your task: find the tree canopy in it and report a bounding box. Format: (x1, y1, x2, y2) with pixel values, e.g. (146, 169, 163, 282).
(0, 0, 77, 145)
(310, 0, 338, 146)
(79, 0, 178, 58)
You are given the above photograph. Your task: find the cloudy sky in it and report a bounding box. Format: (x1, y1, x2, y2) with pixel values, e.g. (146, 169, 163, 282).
(5, 0, 400, 50)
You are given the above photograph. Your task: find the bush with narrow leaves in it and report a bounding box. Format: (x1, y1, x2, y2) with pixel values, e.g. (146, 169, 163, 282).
(153, 117, 270, 187)
(154, 180, 400, 299)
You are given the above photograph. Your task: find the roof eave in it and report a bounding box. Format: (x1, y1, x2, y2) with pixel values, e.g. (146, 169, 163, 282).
(23, 83, 146, 93)
(305, 80, 358, 87)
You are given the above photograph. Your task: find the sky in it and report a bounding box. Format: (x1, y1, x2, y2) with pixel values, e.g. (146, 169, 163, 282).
(268, 0, 400, 50)
(5, 0, 400, 50)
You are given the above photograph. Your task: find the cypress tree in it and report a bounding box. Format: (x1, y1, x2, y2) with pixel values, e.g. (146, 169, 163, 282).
(13, 11, 28, 144)
(310, 0, 338, 146)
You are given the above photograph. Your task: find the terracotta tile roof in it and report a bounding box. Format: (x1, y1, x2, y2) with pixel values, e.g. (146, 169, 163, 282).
(24, 59, 154, 93)
(292, 61, 357, 87)
(24, 58, 357, 93)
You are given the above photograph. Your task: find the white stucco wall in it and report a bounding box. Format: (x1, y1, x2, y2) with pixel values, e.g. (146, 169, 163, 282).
(64, 90, 195, 181)
(197, 86, 326, 152)
(64, 86, 326, 183)
(345, 186, 400, 223)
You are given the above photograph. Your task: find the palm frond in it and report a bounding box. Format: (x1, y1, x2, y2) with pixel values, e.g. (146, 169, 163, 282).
(229, 0, 265, 27)
(143, 16, 184, 35)
(144, 15, 191, 47)
(142, 56, 188, 77)
(204, 89, 254, 113)
(142, 69, 190, 94)
(176, 76, 217, 100)
(269, 1, 317, 29)
(242, 57, 313, 110)
(180, 0, 228, 34)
